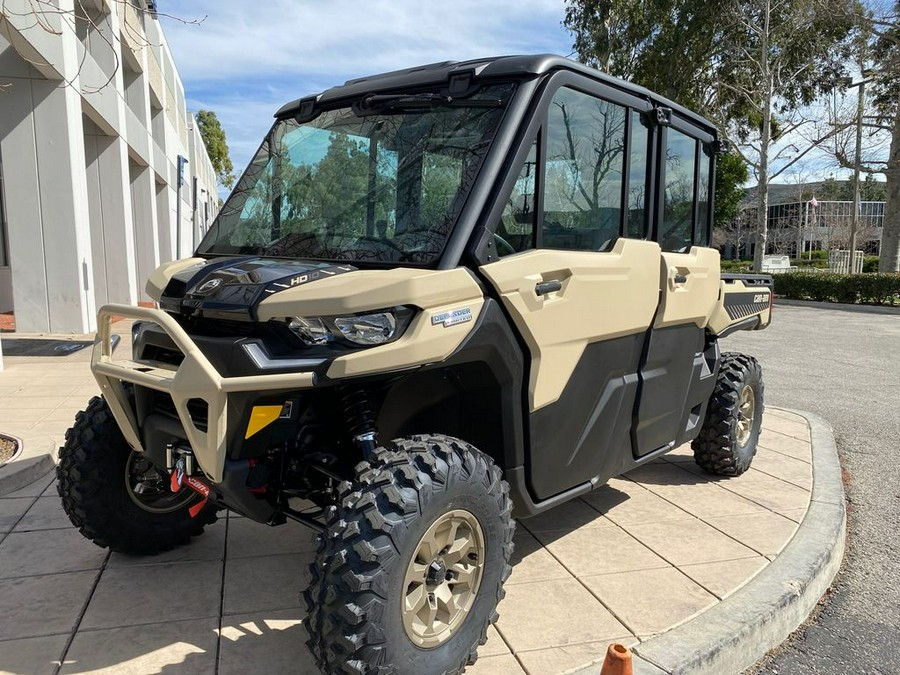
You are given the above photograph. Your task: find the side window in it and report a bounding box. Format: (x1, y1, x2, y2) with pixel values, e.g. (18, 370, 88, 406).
(695, 146, 711, 246)
(626, 110, 648, 238)
(542, 87, 626, 251)
(497, 140, 537, 256)
(661, 128, 697, 252)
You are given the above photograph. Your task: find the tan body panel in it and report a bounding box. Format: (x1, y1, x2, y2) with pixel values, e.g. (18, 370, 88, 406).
(708, 279, 772, 335)
(655, 247, 721, 328)
(480, 239, 661, 411)
(327, 298, 485, 379)
(146, 258, 206, 301)
(256, 267, 487, 380)
(257, 267, 483, 320)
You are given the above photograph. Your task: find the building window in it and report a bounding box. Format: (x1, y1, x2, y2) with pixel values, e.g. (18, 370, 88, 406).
(542, 87, 626, 252)
(0, 159, 9, 267)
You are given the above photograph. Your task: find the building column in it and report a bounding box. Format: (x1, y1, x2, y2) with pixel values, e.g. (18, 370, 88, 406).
(1, 77, 97, 333)
(129, 162, 160, 302)
(84, 127, 139, 307)
(1, 2, 97, 334)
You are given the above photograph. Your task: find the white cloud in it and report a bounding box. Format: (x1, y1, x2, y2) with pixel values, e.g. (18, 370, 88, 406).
(162, 0, 570, 82)
(160, 0, 573, 178)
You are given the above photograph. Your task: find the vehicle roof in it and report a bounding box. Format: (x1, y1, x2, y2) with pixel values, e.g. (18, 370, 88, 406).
(275, 54, 716, 135)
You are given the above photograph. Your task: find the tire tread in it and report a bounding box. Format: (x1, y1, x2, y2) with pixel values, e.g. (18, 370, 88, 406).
(57, 396, 216, 555)
(303, 435, 514, 675)
(691, 352, 765, 476)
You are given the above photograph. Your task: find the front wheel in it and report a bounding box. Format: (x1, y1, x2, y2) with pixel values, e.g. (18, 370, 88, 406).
(692, 352, 765, 476)
(303, 435, 515, 675)
(57, 396, 217, 554)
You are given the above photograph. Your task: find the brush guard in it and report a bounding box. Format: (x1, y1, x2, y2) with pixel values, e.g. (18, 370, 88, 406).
(92, 304, 318, 483)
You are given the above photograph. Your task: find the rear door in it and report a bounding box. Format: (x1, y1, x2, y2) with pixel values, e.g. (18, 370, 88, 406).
(479, 76, 661, 501)
(632, 124, 721, 456)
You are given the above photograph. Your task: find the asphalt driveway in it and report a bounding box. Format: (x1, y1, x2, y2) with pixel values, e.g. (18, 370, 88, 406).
(729, 302, 900, 675)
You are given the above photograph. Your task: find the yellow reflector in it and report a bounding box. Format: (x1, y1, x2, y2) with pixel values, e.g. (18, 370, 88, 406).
(245, 405, 284, 439)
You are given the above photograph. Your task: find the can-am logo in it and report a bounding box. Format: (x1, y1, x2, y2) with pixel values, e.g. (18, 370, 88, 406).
(194, 278, 223, 294)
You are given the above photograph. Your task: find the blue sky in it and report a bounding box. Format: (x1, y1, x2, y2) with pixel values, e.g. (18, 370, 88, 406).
(160, 1, 574, 181)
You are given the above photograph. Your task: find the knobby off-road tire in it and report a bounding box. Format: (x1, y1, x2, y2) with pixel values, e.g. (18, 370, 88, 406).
(692, 352, 765, 476)
(304, 435, 515, 675)
(57, 396, 216, 554)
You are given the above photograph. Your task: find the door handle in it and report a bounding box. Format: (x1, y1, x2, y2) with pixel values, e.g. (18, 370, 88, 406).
(668, 266, 689, 288)
(535, 280, 562, 296)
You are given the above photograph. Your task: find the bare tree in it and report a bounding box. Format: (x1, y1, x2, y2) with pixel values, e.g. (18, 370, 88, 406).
(820, 2, 900, 271)
(720, 206, 756, 259)
(785, 161, 818, 256)
(768, 224, 797, 254)
(714, 0, 855, 271)
(821, 209, 879, 250)
(0, 0, 203, 93)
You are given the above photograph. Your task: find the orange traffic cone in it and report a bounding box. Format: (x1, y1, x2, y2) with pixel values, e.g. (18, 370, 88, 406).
(599, 643, 633, 675)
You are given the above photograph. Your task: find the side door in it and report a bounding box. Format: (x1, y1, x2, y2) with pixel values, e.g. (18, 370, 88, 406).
(632, 124, 721, 456)
(479, 76, 660, 501)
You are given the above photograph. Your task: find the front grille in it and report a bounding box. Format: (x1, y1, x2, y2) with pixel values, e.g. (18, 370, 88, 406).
(151, 391, 209, 432)
(173, 315, 259, 338)
(142, 344, 184, 367)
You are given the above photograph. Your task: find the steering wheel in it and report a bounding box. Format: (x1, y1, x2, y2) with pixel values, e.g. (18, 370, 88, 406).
(493, 233, 517, 257)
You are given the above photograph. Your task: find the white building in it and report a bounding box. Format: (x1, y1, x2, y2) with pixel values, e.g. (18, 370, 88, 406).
(0, 0, 219, 335)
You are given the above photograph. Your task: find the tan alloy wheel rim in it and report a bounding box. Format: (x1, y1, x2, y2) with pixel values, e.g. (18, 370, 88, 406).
(402, 509, 485, 648)
(737, 385, 755, 446)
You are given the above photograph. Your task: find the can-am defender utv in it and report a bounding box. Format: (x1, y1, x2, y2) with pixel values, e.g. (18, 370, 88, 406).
(58, 55, 773, 674)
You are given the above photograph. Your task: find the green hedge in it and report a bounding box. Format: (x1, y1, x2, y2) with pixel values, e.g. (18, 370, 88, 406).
(721, 259, 753, 273)
(791, 258, 828, 269)
(773, 272, 900, 306)
(863, 256, 880, 273)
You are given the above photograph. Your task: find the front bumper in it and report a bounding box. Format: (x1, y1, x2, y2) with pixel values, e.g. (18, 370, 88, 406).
(92, 304, 318, 482)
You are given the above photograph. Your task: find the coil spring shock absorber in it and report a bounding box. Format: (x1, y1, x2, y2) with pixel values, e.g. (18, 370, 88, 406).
(339, 386, 377, 460)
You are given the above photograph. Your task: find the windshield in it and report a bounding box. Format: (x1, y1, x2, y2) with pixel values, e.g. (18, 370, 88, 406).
(198, 83, 516, 264)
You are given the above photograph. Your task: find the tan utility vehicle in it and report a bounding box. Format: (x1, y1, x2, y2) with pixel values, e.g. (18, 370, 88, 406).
(58, 55, 772, 675)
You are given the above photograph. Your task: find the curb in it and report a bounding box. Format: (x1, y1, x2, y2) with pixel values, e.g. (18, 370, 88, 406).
(775, 298, 900, 316)
(0, 435, 57, 497)
(570, 408, 846, 675)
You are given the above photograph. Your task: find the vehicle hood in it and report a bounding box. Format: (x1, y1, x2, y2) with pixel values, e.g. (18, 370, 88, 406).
(154, 257, 358, 320)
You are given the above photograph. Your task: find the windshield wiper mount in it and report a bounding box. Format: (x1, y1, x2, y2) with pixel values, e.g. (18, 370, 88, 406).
(354, 92, 502, 115)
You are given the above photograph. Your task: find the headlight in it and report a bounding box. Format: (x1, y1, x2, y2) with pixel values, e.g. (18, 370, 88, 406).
(288, 317, 331, 345)
(284, 307, 414, 347)
(333, 312, 396, 345)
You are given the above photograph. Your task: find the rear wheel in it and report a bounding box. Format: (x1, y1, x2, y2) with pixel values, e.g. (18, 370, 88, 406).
(57, 396, 217, 554)
(692, 353, 764, 476)
(303, 435, 515, 675)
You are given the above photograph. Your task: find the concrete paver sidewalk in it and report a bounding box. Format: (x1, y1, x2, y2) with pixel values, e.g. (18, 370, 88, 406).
(0, 339, 817, 675)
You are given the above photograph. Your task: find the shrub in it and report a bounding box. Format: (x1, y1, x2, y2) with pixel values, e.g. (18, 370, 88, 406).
(863, 256, 880, 273)
(791, 258, 828, 269)
(772, 272, 900, 306)
(721, 259, 753, 273)
(794, 249, 830, 262)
